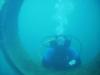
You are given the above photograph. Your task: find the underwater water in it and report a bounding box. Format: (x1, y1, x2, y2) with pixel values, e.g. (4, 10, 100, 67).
(0, 0, 100, 75)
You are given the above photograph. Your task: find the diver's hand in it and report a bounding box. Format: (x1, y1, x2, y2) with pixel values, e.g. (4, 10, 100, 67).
(68, 59, 76, 66)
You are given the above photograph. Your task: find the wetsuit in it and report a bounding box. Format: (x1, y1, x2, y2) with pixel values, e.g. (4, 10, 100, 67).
(42, 36, 81, 70)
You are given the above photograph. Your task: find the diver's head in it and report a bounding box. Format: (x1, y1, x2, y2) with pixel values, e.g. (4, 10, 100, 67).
(56, 35, 71, 47)
(56, 35, 65, 46)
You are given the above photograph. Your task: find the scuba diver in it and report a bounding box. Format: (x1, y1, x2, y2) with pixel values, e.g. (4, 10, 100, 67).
(42, 25, 81, 71)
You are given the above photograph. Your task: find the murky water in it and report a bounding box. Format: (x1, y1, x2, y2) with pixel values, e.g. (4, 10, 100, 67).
(0, 0, 100, 75)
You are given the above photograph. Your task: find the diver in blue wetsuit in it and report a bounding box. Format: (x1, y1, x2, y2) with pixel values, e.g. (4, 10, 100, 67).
(42, 35, 81, 70)
(42, 25, 81, 70)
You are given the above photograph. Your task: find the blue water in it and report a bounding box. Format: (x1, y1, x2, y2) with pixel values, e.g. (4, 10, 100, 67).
(19, 0, 99, 64)
(0, 0, 100, 75)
